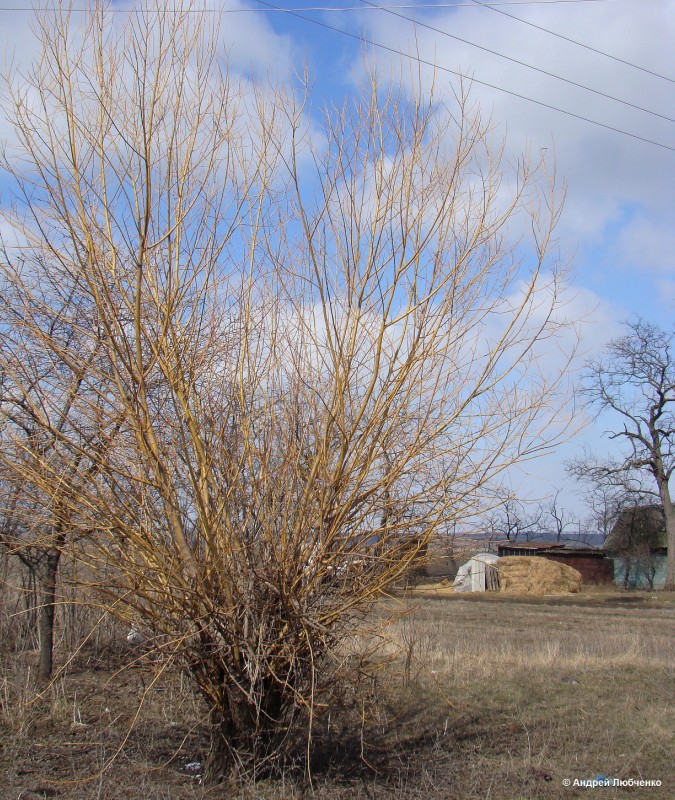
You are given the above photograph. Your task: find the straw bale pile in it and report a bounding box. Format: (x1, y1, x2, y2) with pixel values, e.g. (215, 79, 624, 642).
(497, 556, 582, 595)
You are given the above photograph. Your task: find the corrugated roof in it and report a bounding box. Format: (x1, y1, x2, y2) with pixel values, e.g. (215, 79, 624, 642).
(497, 541, 596, 551)
(497, 541, 604, 557)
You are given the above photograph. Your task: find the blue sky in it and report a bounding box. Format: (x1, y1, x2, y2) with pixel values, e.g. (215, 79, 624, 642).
(1, 0, 673, 526)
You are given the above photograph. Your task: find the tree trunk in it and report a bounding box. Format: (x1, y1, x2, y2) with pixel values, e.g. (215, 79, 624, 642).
(38, 550, 61, 682)
(659, 482, 675, 591)
(202, 682, 285, 785)
(204, 711, 238, 786)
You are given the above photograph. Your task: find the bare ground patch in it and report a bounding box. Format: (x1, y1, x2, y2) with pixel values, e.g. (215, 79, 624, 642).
(1, 595, 673, 799)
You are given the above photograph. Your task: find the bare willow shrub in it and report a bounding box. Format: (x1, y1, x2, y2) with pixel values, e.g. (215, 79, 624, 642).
(0, 1, 577, 782)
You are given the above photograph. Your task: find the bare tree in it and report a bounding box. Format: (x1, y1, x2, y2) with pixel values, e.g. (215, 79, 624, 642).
(569, 448, 654, 543)
(0, 260, 113, 680)
(0, 2, 578, 781)
(575, 319, 674, 589)
(544, 490, 578, 542)
(487, 494, 545, 542)
(0, 477, 66, 681)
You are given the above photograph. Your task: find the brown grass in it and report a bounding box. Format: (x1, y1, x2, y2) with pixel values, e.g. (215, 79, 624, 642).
(0, 592, 673, 799)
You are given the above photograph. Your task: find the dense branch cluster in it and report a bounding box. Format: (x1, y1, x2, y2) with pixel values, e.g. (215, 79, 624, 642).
(0, 1, 577, 780)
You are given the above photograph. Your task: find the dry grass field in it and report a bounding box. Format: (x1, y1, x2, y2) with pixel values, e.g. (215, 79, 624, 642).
(0, 591, 673, 799)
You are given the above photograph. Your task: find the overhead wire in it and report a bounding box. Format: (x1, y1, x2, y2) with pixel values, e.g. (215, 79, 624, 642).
(358, 0, 675, 123)
(0, 0, 671, 148)
(4, 2, 668, 87)
(0, 1, 663, 11)
(468, 0, 675, 83)
(253, 0, 675, 151)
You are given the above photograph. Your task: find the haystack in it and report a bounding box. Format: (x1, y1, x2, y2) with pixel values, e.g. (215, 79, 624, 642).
(497, 556, 582, 595)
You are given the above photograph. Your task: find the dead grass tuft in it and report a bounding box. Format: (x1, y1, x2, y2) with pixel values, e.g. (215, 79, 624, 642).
(0, 594, 673, 799)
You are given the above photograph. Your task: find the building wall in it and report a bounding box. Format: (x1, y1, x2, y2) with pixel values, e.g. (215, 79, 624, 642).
(609, 554, 667, 590)
(544, 555, 614, 585)
(496, 545, 615, 585)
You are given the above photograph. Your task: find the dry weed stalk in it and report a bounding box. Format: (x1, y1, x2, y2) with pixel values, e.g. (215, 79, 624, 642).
(0, 0, 577, 782)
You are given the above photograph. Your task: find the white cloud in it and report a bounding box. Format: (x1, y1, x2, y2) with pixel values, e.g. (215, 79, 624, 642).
(655, 278, 675, 310)
(0, 0, 670, 524)
(343, 1, 675, 320)
(0, 2, 297, 153)
(216, 0, 295, 78)
(615, 214, 675, 276)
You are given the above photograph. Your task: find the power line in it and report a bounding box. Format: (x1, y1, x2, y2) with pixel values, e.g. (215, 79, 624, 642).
(358, 0, 675, 123)
(1, 1, 671, 148)
(469, 0, 675, 84)
(2, 1, 668, 87)
(254, 0, 675, 151)
(0, 1, 660, 11)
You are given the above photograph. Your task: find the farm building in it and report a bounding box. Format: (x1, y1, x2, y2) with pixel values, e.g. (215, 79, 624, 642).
(451, 552, 582, 594)
(496, 541, 614, 585)
(452, 553, 500, 592)
(603, 505, 668, 590)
